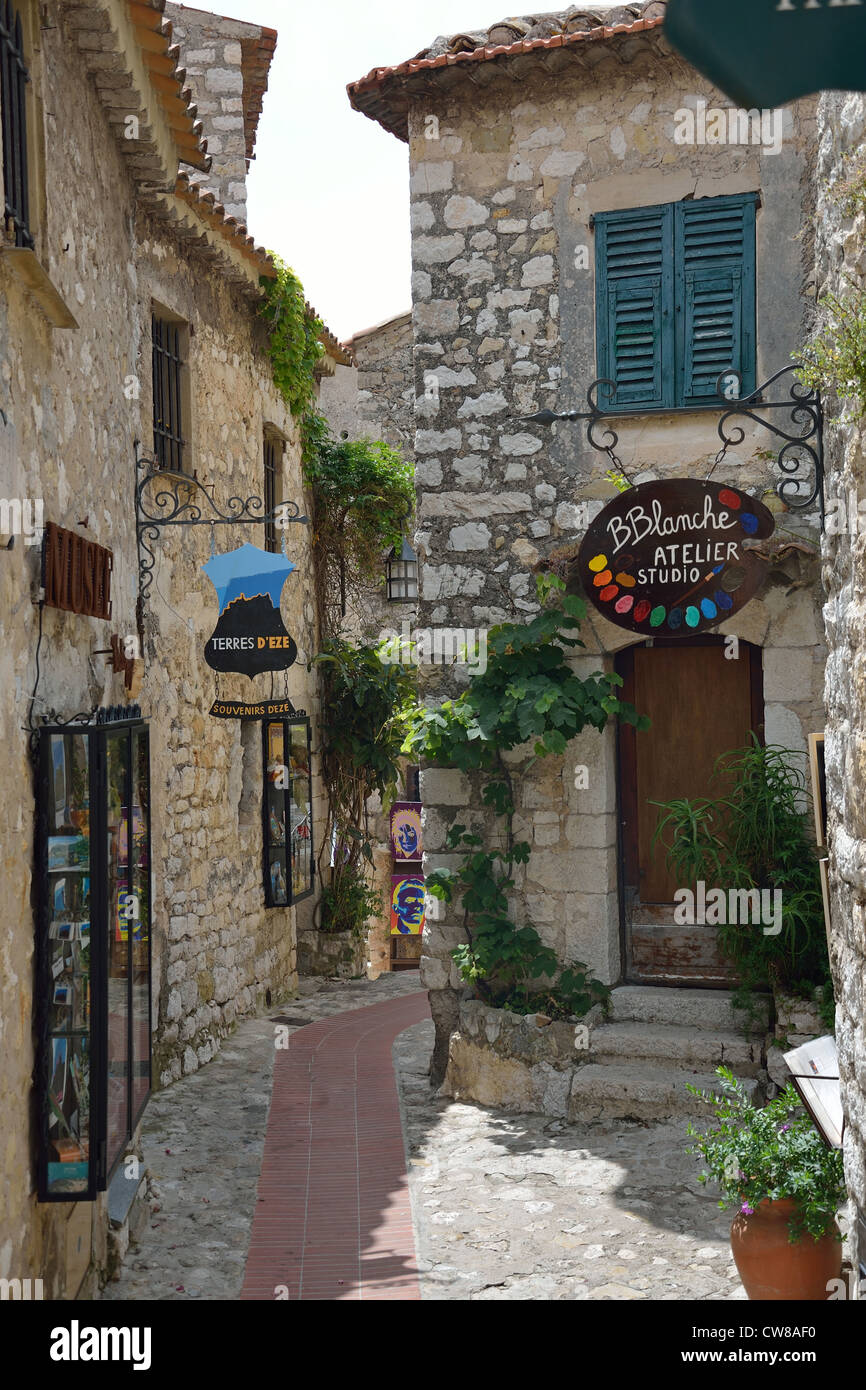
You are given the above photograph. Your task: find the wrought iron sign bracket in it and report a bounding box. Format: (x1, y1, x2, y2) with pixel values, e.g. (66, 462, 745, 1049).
(520, 366, 824, 521)
(134, 440, 309, 600)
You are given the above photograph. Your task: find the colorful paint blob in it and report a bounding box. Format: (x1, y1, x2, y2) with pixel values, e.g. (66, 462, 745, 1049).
(592, 569, 612, 587)
(714, 589, 734, 611)
(719, 489, 741, 510)
(650, 606, 666, 628)
(633, 599, 652, 623)
(615, 572, 636, 588)
(588, 554, 608, 573)
(599, 584, 619, 602)
(667, 607, 684, 631)
(685, 606, 700, 628)
(739, 511, 759, 534)
(700, 598, 718, 620)
(615, 594, 634, 615)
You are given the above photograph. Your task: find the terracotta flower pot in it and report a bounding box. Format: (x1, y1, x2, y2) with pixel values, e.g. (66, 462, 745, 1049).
(730, 1198, 842, 1300)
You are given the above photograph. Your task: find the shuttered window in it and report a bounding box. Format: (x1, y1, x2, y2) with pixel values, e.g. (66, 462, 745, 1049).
(595, 194, 756, 411)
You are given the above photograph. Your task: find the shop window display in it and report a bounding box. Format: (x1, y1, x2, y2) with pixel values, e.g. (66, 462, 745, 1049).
(36, 719, 151, 1201)
(263, 717, 313, 905)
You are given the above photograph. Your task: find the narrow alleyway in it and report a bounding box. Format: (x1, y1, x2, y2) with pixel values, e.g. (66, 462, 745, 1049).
(104, 974, 749, 1302)
(241, 990, 429, 1300)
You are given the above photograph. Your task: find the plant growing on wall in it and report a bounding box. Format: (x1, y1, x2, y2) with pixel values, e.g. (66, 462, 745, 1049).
(312, 636, 415, 935)
(797, 280, 866, 420)
(259, 255, 325, 457)
(653, 739, 833, 1023)
(405, 574, 649, 1020)
(304, 422, 415, 639)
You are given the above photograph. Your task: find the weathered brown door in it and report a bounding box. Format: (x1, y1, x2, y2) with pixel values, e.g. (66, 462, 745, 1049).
(617, 638, 763, 983)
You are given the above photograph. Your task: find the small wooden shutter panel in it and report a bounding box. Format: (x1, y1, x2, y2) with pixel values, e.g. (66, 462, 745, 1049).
(676, 195, 757, 402)
(596, 204, 674, 409)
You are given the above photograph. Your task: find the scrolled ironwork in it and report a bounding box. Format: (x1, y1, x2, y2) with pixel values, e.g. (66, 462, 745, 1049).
(134, 440, 308, 600)
(519, 364, 824, 520)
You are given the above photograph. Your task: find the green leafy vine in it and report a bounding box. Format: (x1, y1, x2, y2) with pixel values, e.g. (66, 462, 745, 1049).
(405, 574, 649, 1019)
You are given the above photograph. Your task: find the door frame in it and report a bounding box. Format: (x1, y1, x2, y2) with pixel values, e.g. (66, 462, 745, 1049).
(614, 635, 765, 984)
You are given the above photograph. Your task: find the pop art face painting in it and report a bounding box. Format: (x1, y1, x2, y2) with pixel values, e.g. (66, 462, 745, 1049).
(390, 875, 425, 935)
(391, 802, 422, 862)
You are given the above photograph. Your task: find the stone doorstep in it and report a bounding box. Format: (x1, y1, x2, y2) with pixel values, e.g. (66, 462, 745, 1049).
(589, 1020, 763, 1078)
(609, 985, 770, 1035)
(567, 1063, 762, 1124)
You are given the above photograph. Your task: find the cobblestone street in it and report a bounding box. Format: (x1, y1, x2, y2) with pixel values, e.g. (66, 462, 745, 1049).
(105, 977, 746, 1301)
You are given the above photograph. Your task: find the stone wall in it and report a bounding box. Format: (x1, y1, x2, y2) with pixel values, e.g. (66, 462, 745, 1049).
(814, 89, 866, 1278)
(399, 33, 825, 1079)
(166, 3, 273, 224)
(0, 6, 322, 1297)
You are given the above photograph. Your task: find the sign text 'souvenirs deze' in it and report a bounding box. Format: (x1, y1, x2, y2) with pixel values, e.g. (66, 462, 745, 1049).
(577, 479, 775, 638)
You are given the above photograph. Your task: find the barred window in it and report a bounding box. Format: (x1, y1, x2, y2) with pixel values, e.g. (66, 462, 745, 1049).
(264, 431, 280, 553)
(151, 314, 187, 473)
(0, 0, 33, 249)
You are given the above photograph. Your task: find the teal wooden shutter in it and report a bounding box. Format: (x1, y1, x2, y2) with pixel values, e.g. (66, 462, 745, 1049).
(675, 195, 756, 403)
(595, 204, 674, 409)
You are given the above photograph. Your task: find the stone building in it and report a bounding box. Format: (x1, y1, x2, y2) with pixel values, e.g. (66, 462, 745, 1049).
(319, 312, 422, 977)
(0, 0, 346, 1297)
(812, 90, 866, 1280)
(349, 3, 828, 1080)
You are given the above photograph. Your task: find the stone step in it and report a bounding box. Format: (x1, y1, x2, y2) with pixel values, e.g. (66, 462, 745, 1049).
(568, 1062, 762, 1124)
(590, 1021, 763, 1077)
(609, 984, 770, 1034)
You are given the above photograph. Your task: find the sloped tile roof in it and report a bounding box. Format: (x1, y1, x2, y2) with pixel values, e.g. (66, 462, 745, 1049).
(348, 3, 667, 142)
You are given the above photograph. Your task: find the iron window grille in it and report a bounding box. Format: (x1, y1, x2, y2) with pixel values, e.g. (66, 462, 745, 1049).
(264, 432, 280, 554)
(151, 314, 186, 473)
(0, 0, 33, 249)
(35, 718, 152, 1202)
(263, 717, 314, 906)
(386, 538, 418, 602)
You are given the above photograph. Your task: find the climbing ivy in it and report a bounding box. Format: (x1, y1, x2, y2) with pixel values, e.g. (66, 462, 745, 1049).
(305, 424, 415, 639)
(259, 255, 325, 451)
(405, 574, 649, 1018)
(312, 636, 416, 935)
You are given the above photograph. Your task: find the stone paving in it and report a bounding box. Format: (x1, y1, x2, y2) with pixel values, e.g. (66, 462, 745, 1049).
(105, 975, 749, 1301)
(394, 1021, 746, 1301)
(103, 973, 422, 1301)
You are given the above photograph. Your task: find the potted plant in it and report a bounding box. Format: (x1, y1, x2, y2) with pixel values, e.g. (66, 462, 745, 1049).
(686, 1067, 846, 1300)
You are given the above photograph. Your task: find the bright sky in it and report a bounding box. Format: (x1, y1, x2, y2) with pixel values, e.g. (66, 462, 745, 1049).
(202, 2, 615, 341)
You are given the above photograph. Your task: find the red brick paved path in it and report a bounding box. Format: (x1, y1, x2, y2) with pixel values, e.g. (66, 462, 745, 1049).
(241, 989, 431, 1300)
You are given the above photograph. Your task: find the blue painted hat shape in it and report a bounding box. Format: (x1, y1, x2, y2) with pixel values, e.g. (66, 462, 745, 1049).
(202, 543, 295, 616)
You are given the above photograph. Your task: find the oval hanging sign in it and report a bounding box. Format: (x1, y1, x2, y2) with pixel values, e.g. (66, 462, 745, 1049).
(577, 479, 774, 638)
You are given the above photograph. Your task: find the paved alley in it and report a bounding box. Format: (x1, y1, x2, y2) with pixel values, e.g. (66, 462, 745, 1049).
(104, 975, 751, 1302)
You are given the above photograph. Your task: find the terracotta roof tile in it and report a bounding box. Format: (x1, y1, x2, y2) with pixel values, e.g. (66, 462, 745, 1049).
(348, 3, 667, 142)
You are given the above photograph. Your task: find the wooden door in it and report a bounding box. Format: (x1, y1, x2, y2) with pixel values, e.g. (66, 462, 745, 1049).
(617, 638, 763, 983)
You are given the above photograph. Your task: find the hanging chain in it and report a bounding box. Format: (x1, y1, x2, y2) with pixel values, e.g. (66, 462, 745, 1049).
(704, 433, 732, 484)
(602, 441, 636, 493)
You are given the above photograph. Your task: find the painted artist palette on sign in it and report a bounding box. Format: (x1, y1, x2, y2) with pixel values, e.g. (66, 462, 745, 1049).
(577, 479, 774, 639)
